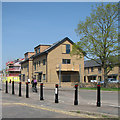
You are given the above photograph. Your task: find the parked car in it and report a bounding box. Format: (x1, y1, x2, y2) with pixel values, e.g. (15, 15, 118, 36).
(98, 81, 104, 84)
(98, 78, 119, 84)
(108, 78, 119, 83)
(91, 80, 97, 83)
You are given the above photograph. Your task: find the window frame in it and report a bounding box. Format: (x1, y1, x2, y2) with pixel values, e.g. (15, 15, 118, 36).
(34, 62, 36, 70)
(35, 49, 37, 54)
(66, 44, 70, 54)
(62, 59, 71, 64)
(43, 74, 46, 80)
(43, 59, 46, 65)
(38, 48, 40, 53)
(91, 67, 94, 72)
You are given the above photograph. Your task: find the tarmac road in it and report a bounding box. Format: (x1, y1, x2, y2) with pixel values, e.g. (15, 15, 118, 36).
(1, 82, 119, 118)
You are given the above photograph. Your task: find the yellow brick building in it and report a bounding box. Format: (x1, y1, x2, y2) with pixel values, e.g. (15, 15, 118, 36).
(20, 37, 84, 85)
(84, 60, 120, 82)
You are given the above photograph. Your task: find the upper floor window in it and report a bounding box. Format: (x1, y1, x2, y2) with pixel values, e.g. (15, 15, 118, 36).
(91, 67, 94, 72)
(35, 49, 37, 54)
(62, 59, 71, 64)
(25, 54, 28, 59)
(43, 59, 46, 65)
(98, 67, 101, 73)
(66, 44, 70, 54)
(38, 48, 40, 53)
(34, 63, 36, 70)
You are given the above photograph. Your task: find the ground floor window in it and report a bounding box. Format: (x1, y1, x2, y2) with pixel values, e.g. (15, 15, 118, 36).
(38, 73, 42, 82)
(88, 76, 96, 82)
(108, 76, 117, 79)
(84, 76, 86, 82)
(43, 74, 46, 80)
(23, 75, 25, 82)
(34, 75, 36, 79)
(98, 76, 101, 81)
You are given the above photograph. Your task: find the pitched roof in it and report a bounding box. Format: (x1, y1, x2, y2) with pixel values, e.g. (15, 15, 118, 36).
(34, 44, 51, 49)
(84, 59, 101, 68)
(32, 37, 74, 58)
(20, 37, 74, 64)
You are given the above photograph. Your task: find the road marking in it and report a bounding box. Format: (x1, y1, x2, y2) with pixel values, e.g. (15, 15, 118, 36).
(2, 102, 97, 118)
(108, 105, 120, 108)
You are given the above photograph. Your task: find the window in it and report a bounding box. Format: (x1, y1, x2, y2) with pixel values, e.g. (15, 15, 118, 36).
(43, 59, 46, 65)
(25, 54, 28, 59)
(84, 76, 86, 83)
(66, 44, 70, 54)
(39, 61, 40, 66)
(88, 68, 89, 74)
(34, 63, 36, 70)
(38, 48, 40, 53)
(34, 75, 36, 79)
(91, 67, 93, 72)
(43, 74, 46, 80)
(35, 49, 37, 54)
(98, 67, 101, 73)
(62, 59, 71, 64)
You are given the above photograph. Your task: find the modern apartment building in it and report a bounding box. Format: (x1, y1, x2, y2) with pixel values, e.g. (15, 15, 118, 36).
(6, 58, 24, 82)
(84, 60, 120, 82)
(20, 37, 84, 84)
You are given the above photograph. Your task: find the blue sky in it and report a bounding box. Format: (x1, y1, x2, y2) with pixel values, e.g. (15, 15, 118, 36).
(2, 2, 102, 69)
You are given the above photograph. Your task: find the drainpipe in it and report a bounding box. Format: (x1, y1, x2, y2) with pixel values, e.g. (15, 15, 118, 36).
(79, 64, 81, 83)
(59, 64, 61, 87)
(46, 53, 48, 82)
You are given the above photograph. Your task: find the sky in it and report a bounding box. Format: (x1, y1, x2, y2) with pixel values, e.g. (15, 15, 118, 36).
(2, 2, 110, 69)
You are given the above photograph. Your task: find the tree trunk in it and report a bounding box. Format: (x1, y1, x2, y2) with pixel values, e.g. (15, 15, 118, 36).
(103, 66, 108, 88)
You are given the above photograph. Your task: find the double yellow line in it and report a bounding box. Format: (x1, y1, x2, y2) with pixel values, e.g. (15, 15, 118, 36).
(2, 102, 97, 118)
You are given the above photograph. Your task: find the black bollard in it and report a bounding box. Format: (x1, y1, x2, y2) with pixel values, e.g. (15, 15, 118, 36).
(12, 81, 14, 95)
(55, 84, 59, 103)
(97, 84, 101, 107)
(19, 82, 22, 97)
(40, 83, 44, 100)
(74, 84, 78, 105)
(5, 81, 8, 93)
(26, 82, 29, 98)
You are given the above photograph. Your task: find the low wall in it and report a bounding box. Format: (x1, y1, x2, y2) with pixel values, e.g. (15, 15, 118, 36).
(78, 83, 119, 88)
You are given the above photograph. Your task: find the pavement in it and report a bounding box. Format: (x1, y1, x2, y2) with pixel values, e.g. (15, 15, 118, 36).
(1, 82, 119, 119)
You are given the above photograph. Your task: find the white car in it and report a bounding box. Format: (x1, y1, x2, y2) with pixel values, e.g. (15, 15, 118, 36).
(99, 78, 119, 84)
(91, 80, 97, 83)
(108, 78, 119, 83)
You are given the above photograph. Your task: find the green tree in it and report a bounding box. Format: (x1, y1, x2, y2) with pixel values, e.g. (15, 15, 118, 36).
(71, 3, 119, 87)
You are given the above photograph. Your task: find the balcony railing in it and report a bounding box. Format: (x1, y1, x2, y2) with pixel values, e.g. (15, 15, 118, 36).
(56, 64, 79, 71)
(7, 68, 21, 71)
(8, 73, 20, 76)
